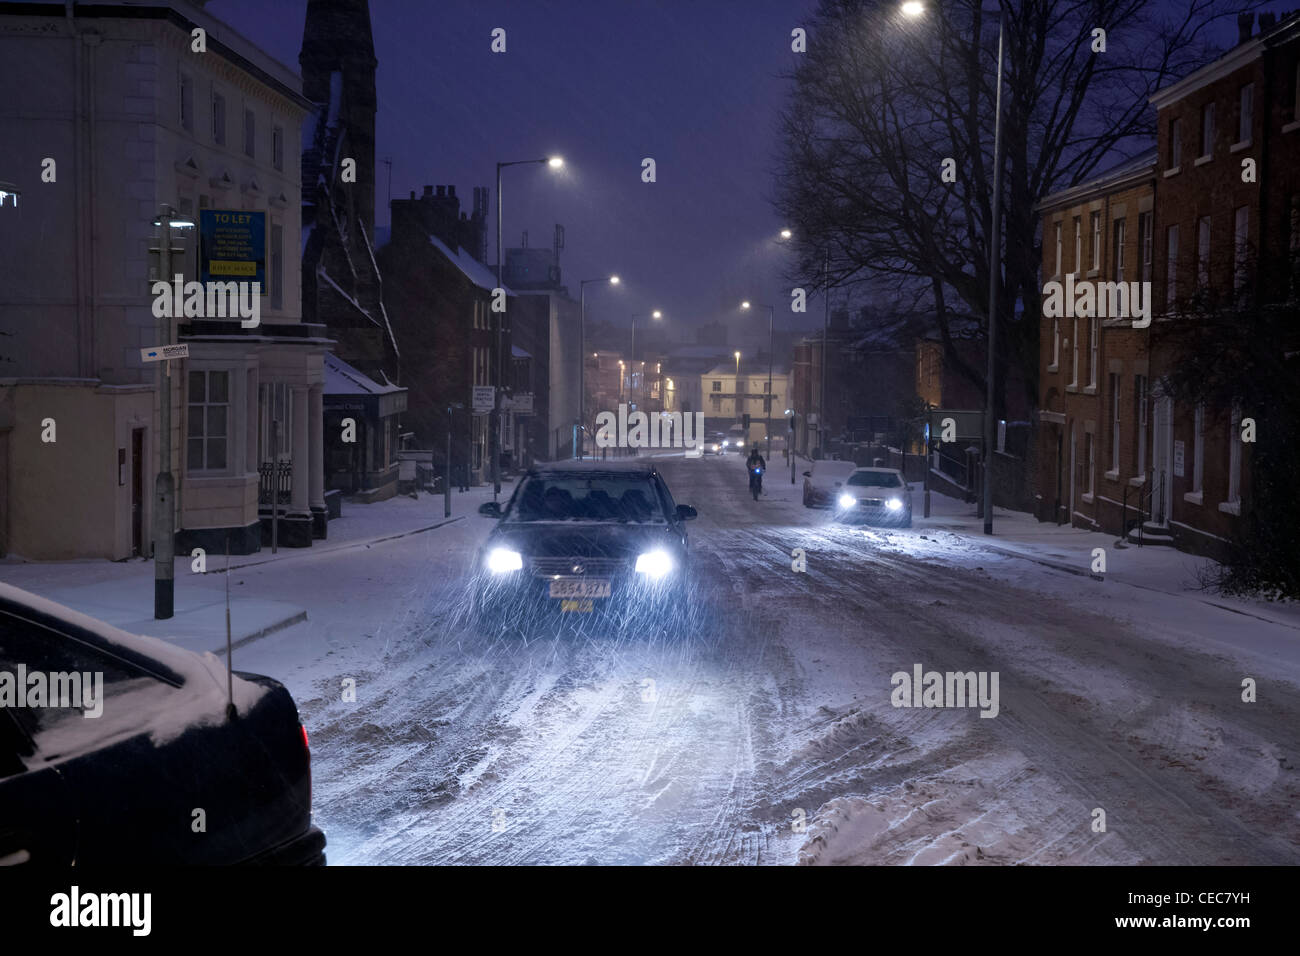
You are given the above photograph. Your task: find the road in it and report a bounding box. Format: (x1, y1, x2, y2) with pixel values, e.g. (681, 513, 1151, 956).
(234, 452, 1300, 865)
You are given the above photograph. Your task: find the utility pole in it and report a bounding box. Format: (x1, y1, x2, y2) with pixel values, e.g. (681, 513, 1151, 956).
(820, 247, 830, 460)
(983, 2, 1007, 536)
(151, 205, 181, 619)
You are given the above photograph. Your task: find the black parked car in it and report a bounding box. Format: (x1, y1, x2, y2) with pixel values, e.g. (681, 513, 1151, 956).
(474, 461, 698, 632)
(0, 583, 324, 865)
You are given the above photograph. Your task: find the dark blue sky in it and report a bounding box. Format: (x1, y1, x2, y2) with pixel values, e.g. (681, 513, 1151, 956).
(208, 0, 822, 352)
(206, 0, 1285, 350)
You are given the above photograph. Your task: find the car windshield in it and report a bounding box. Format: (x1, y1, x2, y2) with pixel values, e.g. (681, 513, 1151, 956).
(506, 475, 667, 523)
(846, 471, 903, 488)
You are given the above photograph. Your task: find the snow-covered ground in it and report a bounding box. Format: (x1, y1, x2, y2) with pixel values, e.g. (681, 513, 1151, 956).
(4, 456, 1297, 864)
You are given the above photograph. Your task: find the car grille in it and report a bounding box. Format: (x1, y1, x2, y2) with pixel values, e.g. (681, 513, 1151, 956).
(529, 556, 629, 577)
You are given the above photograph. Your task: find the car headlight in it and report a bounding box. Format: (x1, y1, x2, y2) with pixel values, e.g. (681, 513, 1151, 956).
(886, 498, 903, 511)
(635, 549, 674, 578)
(838, 493, 855, 509)
(486, 547, 523, 573)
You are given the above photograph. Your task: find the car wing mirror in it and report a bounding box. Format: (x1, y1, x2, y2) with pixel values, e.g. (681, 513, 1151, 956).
(478, 502, 501, 517)
(676, 504, 698, 521)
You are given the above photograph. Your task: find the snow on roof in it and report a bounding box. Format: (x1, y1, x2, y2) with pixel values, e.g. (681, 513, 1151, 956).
(0, 582, 268, 760)
(512, 345, 531, 359)
(324, 352, 405, 396)
(426, 232, 513, 294)
(317, 268, 378, 328)
(703, 362, 792, 377)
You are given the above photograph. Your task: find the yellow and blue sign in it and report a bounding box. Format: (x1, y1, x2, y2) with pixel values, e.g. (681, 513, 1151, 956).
(199, 209, 267, 292)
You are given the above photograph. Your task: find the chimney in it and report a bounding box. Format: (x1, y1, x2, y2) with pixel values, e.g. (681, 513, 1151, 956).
(436, 185, 445, 197)
(423, 185, 432, 197)
(409, 190, 415, 199)
(448, 185, 456, 198)
(1260, 12, 1277, 31)
(1238, 11, 1254, 43)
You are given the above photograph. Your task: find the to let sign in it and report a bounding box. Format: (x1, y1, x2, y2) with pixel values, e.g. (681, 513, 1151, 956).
(199, 209, 267, 291)
(472, 386, 495, 414)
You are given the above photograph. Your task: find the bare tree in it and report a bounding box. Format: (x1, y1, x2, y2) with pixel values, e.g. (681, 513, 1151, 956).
(774, 0, 1249, 414)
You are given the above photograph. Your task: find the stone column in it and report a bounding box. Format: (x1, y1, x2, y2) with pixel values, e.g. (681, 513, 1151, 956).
(291, 385, 310, 515)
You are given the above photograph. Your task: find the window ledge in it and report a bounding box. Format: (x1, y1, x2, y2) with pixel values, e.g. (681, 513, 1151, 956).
(1229, 139, 1251, 153)
(1086, 268, 1101, 279)
(1128, 475, 1146, 487)
(1081, 493, 1095, 504)
(1065, 384, 1079, 393)
(1282, 119, 1300, 134)
(1104, 469, 1120, 481)
(1083, 385, 1098, 395)
(1194, 154, 1213, 167)
(1163, 165, 1181, 178)
(1047, 363, 1059, 373)
(1218, 500, 1241, 516)
(1183, 491, 1203, 505)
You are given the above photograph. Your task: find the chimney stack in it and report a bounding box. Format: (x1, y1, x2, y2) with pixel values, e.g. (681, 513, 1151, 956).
(1260, 12, 1277, 31)
(1238, 11, 1254, 43)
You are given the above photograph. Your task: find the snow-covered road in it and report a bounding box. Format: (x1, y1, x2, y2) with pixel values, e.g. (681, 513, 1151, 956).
(230, 453, 1300, 865)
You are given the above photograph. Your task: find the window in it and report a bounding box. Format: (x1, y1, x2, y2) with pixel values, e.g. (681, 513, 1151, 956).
(1200, 101, 1215, 157)
(1090, 211, 1102, 270)
(1139, 211, 1153, 283)
(1050, 315, 1060, 369)
(271, 222, 283, 310)
(1088, 318, 1099, 389)
(1070, 317, 1079, 387)
(1083, 433, 1095, 497)
(1113, 218, 1127, 282)
(179, 74, 193, 132)
(1110, 373, 1121, 472)
(1170, 117, 1182, 168)
(711, 380, 721, 392)
(1227, 404, 1242, 505)
(187, 370, 229, 472)
(212, 90, 226, 145)
(1238, 83, 1253, 144)
(763, 381, 771, 393)
(272, 125, 284, 171)
(1073, 216, 1082, 275)
(243, 108, 255, 158)
(1166, 224, 1179, 310)
(1197, 216, 1211, 290)
(1233, 206, 1249, 293)
(1135, 374, 1148, 476)
(1192, 404, 1204, 494)
(1053, 221, 1062, 276)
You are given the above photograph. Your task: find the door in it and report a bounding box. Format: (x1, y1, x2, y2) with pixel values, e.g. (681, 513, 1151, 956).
(1151, 396, 1172, 525)
(131, 428, 145, 557)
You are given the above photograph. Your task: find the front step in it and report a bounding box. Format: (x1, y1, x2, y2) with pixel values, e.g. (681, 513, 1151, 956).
(1125, 521, 1176, 547)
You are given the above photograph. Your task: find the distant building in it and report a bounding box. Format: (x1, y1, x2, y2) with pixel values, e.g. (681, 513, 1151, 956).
(699, 361, 791, 436)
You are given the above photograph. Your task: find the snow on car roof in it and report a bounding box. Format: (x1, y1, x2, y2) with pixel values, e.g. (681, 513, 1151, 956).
(0, 582, 267, 759)
(531, 460, 657, 477)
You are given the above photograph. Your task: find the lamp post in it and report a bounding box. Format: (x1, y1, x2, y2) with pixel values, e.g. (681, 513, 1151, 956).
(901, 0, 1004, 532)
(741, 301, 775, 459)
(577, 274, 620, 459)
(494, 156, 563, 498)
(630, 310, 661, 411)
(149, 204, 195, 619)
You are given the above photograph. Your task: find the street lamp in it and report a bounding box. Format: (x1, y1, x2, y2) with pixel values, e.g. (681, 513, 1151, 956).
(578, 275, 620, 458)
(741, 300, 776, 459)
(630, 309, 662, 411)
(902, 1, 1005, 534)
(148, 204, 196, 619)
(493, 155, 564, 498)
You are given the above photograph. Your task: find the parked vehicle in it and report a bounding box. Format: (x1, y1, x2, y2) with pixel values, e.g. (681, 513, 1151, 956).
(0, 583, 325, 865)
(801, 459, 859, 508)
(833, 467, 914, 528)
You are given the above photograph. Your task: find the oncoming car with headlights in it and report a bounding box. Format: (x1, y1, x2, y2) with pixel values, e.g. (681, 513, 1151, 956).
(833, 467, 913, 528)
(473, 462, 698, 631)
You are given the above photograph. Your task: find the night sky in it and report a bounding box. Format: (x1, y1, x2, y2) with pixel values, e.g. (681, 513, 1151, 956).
(205, 0, 1280, 351)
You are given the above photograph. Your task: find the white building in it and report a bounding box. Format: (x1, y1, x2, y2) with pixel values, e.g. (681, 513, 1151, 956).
(0, 1, 325, 558)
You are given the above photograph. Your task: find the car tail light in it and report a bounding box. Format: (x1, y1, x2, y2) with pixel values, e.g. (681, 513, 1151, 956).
(300, 724, 310, 752)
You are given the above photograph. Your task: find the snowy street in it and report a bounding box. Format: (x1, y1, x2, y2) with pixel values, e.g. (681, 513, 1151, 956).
(96, 452, 1296, 866)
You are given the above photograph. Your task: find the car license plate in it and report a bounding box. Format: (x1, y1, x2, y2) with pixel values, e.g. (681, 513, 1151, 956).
(559, 599, 594, 613)
(549, 577, 611, 599)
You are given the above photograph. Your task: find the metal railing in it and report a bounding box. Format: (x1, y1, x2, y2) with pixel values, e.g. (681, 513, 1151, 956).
(1120, 472, 1164, 547)
(258, 460, 292, 506)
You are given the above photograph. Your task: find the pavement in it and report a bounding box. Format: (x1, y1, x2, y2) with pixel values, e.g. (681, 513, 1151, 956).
(0, 478, 510, 656)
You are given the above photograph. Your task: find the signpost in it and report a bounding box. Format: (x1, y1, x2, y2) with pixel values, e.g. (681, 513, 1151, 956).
(140, 344, 189, 363)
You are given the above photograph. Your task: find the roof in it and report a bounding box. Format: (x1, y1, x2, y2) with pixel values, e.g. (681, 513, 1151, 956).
(1036, 149, 1157, 212)
(427, 233, 513, 294)
(323, 352, 405, 397)
(530, 460, 657, 477)
(703, 362, 792, 377)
